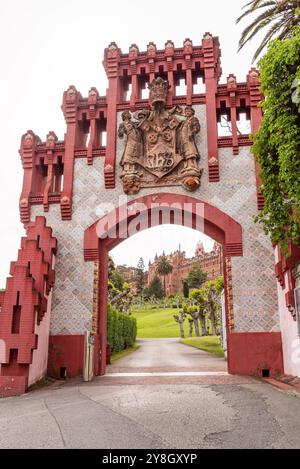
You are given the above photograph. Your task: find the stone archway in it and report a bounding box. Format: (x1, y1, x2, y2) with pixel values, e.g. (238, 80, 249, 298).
(84, 192, 283, 377)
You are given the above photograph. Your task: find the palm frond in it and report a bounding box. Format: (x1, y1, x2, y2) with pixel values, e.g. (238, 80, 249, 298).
(236, 1, 276, 24)
(240, 17, 279, 52)
(238, 6, 281, 49)
(237, 0, 300, 61)
(252, 19, 286, 62)
(277, 16, 300, 39)
(242, 0, 268, 11)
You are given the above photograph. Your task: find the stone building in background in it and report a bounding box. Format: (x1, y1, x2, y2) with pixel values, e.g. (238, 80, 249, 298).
(147, 241, 222, 295)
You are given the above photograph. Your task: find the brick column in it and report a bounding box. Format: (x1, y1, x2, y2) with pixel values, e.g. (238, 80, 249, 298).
(147, 42, 157, 83)
(103, 43, 120, 189)
(43, 132, 58, 212)
(60, 85, 79, 220)
(87, 87, 99, 165)
(184, 39, 193, 105)
(130, 74, 137, 110)
(19, 131, 41, 225)
(165, 41, 175, 106)
(227, 74, 239, 155)
(129, 44, 139, 110)
(202, 33, 220, 182)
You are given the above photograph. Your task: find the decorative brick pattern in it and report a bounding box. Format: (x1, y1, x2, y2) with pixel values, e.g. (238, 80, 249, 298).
(225, 257, 234, 331)
(92, 261, 99, 334)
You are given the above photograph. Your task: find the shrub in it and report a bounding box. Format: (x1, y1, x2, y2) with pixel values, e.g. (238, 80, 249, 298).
(252, 28, 300, 250)
(107, 304, 137, 354)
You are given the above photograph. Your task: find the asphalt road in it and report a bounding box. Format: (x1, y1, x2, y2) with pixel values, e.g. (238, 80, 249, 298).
(1, 338, 300, 449)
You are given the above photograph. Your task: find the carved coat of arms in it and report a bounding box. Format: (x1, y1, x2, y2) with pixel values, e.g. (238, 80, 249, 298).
(118, 77, 203, 194)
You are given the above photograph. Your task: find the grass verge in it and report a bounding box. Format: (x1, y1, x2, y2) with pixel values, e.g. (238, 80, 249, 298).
(110, 344, 140, 363)
(181, 336, 224, 357)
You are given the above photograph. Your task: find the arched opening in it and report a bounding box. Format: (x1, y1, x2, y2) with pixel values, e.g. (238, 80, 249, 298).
(84, 193, 244, 376)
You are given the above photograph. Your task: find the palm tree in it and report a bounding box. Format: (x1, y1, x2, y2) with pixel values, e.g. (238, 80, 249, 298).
(237, 0, 300, 62)
(156, 252, 173, 297)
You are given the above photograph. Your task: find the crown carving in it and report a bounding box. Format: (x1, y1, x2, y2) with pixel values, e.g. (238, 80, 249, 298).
(149, 77, 170, 106)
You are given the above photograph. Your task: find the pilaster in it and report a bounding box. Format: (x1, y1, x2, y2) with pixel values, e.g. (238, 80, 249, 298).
(227, 74, 238, 155)
(202, 33, 220, 182)
(60, 85, 80, 220)
(19, 131, 41, 225)
(103, 42, 121, 189)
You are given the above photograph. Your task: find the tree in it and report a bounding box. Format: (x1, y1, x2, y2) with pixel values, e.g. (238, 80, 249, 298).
(108, 282, 133, 314)
(205, 286, 220, 336)
(188, 318, 194, 337)
(146, 275, 164, 299)
(110, 269, 125, 291)
(187, 306, 200, 337)
(211, 276, 224, 295)
(108, 256, 115, 279)
(173, 309, 186, 338)
(190, 289, 208, 336)
(135, 257, 145, 295)
(142, 287, 151, 301)
(202, 278, 224, 336)
(251, 29, 300, 250)
(156, 253, 173, 296)
(236, 0, 300, 62)
(108, 257, 133, 314)
(183, 281, 190, 298)
(186, 262, 207, 289)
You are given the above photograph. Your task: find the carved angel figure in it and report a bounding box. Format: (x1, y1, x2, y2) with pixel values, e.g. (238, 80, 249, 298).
(118, 110, 143, 177)
(178, 106, 201, 175)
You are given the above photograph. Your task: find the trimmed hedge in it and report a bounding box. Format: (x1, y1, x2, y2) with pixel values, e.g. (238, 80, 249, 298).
(107, 304, 137, 354)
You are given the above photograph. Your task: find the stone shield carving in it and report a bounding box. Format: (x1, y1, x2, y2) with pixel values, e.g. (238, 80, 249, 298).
(118, 77, 203, 194)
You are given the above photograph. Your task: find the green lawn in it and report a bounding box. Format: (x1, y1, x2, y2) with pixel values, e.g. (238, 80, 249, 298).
(181, 337, 224, 357)
(132, 307, 188, 338)
(131, 306, 214, 339)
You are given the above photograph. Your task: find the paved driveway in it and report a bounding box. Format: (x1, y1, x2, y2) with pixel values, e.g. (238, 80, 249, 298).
(107, 338, 227, 373)
(1, 339, 300, 449)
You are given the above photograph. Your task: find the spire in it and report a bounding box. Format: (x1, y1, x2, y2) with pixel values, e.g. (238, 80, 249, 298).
(195, 241, 205, 257)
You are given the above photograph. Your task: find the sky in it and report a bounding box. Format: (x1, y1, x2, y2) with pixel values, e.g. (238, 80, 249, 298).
(0, 0, 261, 285)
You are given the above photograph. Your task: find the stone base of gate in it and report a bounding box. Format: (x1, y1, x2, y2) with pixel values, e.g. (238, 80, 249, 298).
(47, 334, 102, 379)
(46, 332, 284, 382)
(48, 335, 85, 379)
(228, 332, 284, 377)
(0, 375, 28, 398)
